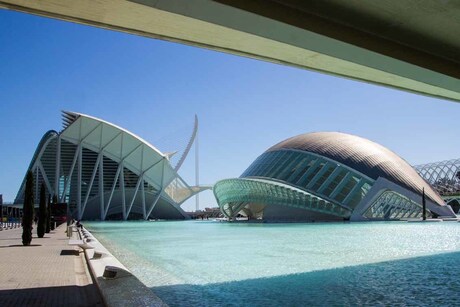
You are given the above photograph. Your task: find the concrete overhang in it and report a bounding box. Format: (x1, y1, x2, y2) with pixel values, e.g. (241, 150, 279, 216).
(1, 0, 459, 102)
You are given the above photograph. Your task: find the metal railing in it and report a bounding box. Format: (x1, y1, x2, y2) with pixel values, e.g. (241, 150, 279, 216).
(0, 218, 21, 231)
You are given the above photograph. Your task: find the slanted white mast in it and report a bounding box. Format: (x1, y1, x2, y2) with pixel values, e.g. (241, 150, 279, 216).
(171, 114, 200, 211)
(195, 115, 199, 212)
(174, 115, 198, 172)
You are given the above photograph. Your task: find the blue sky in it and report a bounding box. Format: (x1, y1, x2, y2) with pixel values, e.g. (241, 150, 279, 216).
(1, 9, 460, 211)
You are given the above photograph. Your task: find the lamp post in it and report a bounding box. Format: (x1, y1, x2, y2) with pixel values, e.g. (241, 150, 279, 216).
(422, 187, 427, 221)
(0, 204, 2, 230)
(0, 194, 3, 229)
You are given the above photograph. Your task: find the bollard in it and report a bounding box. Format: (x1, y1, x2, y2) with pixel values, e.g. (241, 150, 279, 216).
(103, 266, 118, 279)
(103, 266, 131, 279)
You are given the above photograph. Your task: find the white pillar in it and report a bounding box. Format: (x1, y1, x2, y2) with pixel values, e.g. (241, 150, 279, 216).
(99, 154, 104, 220)
(120, 161, 126, 220)
(55, 136, 61, 199)
(141, 178, 146, 219)
(77, 145, 82, 219)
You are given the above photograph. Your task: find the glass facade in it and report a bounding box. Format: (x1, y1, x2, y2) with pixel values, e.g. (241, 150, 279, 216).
(363, 191, 429, 219)
(241, 149, 374, 211)
(214, 178, 352, 219)
(214, 132, 455, 221)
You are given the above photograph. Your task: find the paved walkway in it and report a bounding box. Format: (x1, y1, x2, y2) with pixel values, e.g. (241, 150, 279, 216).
(0, 225, 104, 306)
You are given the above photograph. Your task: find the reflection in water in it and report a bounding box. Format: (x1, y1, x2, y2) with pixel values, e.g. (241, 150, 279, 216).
(86, 221, 460, 306)
(152, 252, 460, 306)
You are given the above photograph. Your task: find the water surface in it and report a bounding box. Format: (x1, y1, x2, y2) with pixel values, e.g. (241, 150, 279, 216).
(86, 221, 460, 306)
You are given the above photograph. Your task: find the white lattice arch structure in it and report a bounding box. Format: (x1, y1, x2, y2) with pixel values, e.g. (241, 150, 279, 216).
(414, 158, 460, 195)
(15, 111, 209, 220)
(414, 158, 460, 213)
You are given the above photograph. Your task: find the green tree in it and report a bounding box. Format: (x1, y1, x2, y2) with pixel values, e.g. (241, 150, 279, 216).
(37, 183, 46, 238)
(45, 194, 51, 233)
(50, 195, 57, 230)
(22, 170, 34, 246)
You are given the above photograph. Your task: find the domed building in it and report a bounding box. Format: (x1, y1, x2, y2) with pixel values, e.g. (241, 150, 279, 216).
(214, 132, 456, 221)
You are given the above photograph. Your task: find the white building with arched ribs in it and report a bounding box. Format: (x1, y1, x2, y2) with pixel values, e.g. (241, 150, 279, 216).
(214, 132, 456, 221)
(14, 111, 209, 220)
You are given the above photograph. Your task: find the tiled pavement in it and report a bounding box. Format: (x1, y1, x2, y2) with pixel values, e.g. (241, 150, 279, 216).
(0, 225, 104, 306)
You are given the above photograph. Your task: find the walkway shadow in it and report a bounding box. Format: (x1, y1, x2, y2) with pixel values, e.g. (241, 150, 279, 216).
(60, 249, 79, 256)
(0, 244, 42, 248)
(152, 251, 460, 306)
(0, 284, 103, 307)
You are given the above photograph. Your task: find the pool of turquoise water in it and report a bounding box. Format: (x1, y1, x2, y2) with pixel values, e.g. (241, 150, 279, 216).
(86, 221, 460, 306)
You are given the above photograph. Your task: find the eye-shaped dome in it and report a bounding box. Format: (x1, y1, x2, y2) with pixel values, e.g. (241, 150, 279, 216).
(268, 132, 444, 205)
(214, 131, 455, 221)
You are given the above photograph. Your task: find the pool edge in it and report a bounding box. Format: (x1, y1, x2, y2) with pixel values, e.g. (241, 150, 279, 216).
(78, 226, 168, 307)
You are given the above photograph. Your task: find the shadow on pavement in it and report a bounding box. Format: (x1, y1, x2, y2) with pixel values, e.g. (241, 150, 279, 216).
(0, 284, 104, 307)
(60, 249, 80, 256)
(0, 244, 42, 248)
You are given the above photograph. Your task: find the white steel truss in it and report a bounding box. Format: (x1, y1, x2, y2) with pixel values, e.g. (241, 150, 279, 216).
(14, 111, 210, 220)
(414, 158, 460, 197)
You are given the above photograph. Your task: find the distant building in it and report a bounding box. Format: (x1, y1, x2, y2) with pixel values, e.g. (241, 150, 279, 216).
(187, 207, 222, 219)
(414, 159, 460, 214)
(214, 132, 456, 221)
(14, 111, 209, 220)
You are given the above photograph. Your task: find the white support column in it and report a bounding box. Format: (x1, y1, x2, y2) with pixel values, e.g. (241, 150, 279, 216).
(99, 154, 104, 220)
(99, 125, 104, 220)
(139, 145, 145, 220)
(60, 144, 80, 203)
(104, 164, 122, 220)
(141, 178, 146, 220)
(77, 145, 82, 219)
(221, 205, 230, 218)
(54, 135, 61, 198)
(232, 201, 247, 217)
(81, 154, 101, 219)
(126, 175, 143, 218)
(146, 190, 162, 218)
(146, 161, 165, 218)
(120, 132, 126, 220)
(120, 161, 126, 220)
(228, 203, 234, 219)
(37, 161, 53, 195)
